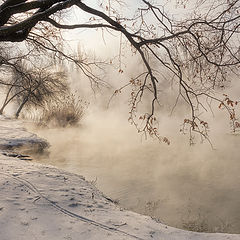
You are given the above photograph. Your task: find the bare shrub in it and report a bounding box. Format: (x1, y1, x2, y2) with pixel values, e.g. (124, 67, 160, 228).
(181, 207, 234, 233)
(182, 217, 233, 233)
(37, 93, 89, 128)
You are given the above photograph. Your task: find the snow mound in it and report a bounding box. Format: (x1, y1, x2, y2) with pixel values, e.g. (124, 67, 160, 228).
(0, 116, 48, 152)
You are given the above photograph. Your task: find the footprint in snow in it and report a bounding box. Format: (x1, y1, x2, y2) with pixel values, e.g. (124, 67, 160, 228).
(68, 203, 79, 207)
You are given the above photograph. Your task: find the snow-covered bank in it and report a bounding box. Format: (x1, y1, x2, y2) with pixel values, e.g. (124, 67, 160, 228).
(0, 117, 240, 240)
(0, 115, 48, 153)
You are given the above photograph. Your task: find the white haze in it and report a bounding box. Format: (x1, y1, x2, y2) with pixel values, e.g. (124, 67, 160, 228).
(30, 99, 240, 233)
(24, 17, 240, 232)
(28, 55, 240, 233)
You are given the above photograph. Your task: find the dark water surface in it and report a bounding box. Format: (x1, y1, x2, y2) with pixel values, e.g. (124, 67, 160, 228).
(30, 125, 240, 233)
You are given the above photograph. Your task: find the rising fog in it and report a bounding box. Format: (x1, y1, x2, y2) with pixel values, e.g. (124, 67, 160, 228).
(27, 42, 240, 233)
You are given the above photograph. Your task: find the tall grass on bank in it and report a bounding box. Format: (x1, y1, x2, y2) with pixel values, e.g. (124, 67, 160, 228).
(29, 93, 89, 128)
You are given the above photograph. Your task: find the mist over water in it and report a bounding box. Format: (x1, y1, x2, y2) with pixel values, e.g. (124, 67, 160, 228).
(29, 106, 240, 234)
(23, 12, 240, 232)
(3, 36, 239, 232)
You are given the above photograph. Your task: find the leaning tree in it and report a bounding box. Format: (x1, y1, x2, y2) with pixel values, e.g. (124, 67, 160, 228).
(0, 0, 239, 143)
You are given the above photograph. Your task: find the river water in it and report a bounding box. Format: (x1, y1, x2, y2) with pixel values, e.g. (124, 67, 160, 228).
(29, 121, 240, 233)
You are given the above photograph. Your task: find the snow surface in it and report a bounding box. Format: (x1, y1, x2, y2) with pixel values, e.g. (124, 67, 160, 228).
(0, 116, 240, 240)
(0, 115, 48, 151)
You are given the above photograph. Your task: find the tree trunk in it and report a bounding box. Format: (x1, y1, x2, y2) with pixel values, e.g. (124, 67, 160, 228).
(0, 85, 13, 115)
(0, 89, 26, 115)
(15, 96, 29, 118)
(0, 106, 5, 115)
